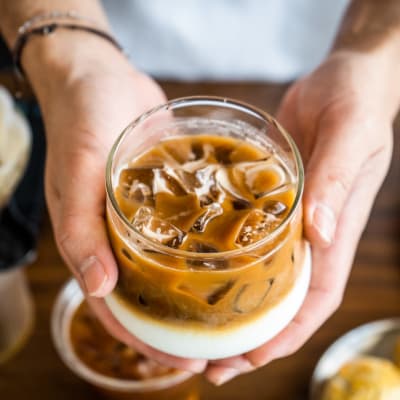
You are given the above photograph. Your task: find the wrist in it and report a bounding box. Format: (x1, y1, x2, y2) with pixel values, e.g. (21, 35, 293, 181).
(21, 28, 132, 100)
(332, 27, 400, 86)
(329, 39, 400, 118)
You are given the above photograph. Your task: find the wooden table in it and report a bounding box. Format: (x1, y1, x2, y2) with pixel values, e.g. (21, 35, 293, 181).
(1, 80, 399, 400)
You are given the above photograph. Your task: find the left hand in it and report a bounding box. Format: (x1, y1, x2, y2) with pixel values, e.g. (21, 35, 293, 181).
(205, 47, 399, 385)
(27, 33, 207, 374)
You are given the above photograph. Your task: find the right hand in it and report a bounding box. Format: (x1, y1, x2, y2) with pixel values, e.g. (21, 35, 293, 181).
(25, 33, 206, 373)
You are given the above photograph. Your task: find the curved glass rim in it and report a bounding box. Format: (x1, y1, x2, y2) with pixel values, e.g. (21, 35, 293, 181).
(105, 96, 304, 260)
(51, 279, 193, 392)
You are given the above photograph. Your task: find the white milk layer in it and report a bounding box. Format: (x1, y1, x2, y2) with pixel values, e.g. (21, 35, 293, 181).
(106, 241, 311, 360)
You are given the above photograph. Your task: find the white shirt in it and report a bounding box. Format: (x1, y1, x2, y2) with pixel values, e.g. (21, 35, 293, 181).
(102, 0, 349, 82)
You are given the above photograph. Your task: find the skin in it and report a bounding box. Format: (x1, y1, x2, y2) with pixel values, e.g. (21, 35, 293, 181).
(1, 0, 400, 386)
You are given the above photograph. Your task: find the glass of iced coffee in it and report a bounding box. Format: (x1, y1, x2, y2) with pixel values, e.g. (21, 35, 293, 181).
(105, 96, 311, 360)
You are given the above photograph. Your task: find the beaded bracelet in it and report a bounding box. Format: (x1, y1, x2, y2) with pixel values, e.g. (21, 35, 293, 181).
(13, 19, 124, 80)
(17, 10, 98, 34)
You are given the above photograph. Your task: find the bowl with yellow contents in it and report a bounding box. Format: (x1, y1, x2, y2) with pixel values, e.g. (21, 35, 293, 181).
(311, 319, 400, 400)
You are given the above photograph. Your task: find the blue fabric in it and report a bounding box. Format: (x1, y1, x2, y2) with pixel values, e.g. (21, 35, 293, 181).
(102, 0, 349, 81)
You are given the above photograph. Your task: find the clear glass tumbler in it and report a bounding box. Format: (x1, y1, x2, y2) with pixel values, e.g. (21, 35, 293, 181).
(105, 97, 311, 359)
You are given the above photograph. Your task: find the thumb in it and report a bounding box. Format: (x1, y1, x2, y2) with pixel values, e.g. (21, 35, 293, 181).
(51, 155, 118, 297)
(57, 214, 118, 297)
(303, 116, 367, 248)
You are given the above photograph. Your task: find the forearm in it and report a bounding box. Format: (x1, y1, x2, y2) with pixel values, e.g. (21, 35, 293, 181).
(334, 0, 400, 54)
(332, 0, 400, 116)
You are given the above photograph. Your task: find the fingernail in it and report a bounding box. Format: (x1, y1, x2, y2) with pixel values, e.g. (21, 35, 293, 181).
(215, 368, 239, 386)
(312, 204, 336, 245)
(80, 256, 108, 297)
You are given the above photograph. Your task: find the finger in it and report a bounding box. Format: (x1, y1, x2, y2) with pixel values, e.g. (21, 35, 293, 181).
(303, 115, 378, 248)
(246, 164, 383, 367)
(205, 358, 255, 385)
(53, 152, 118, 297)
(87, 297, 207, 373)
(204, 365, 241, 386)
(210, 355, 253, 371)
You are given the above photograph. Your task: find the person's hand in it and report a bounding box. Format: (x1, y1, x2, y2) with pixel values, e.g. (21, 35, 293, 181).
(205, 47, 399, 384)
(25, 34, 206, 373)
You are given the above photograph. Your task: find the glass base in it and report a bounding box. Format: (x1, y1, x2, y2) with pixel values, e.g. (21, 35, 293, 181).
(106, 241, 311, 360)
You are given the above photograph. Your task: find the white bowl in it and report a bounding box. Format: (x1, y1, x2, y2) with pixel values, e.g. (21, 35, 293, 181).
(51, 279, 194, 396)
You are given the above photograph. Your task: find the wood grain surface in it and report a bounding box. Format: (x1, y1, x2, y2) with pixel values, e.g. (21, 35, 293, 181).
(1, 80, 399, 400)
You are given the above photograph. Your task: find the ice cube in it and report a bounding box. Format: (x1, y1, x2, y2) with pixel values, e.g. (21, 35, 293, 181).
(207, 280, 235, 305)
(170, 166, 212, 196)
(199, 195, 213, 207)
(237, 157, 290, 199)
(215, 166, 249, 203)
(191, 142, 213, 161)
(177, 170, 201, 192)
(190, 202, 223, 233)
(235, 209, 279, 246)
(152, 167, 189, 196)
(132, 207, 185, 248)
(120, 167, 154, 194)
(186, 241, 227, 269)
(140, 146, 179, 169)
(174, 144, 232, 203)
(191, 142, 204, 160)
(182, 143, 214, 173)
(162, 140, 193, 164)
(177, 280, 234, 306)
(263, 200, 287, 216)
(214, 144, 233, 164)
(209, 183, 225, 203)
(194, 165, 223, 200)
(195, 164, 217, 187)
(171, 161, 224, 202)
(233, 278, 274, 313)
(127, 181, 152, 204)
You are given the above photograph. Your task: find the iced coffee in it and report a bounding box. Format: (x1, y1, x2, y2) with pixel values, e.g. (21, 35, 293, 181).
(51, 280, 197, 400)
(70, 301, 198, 400)
(71, 302, 176, 380)
(105, 97, 310, 359)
